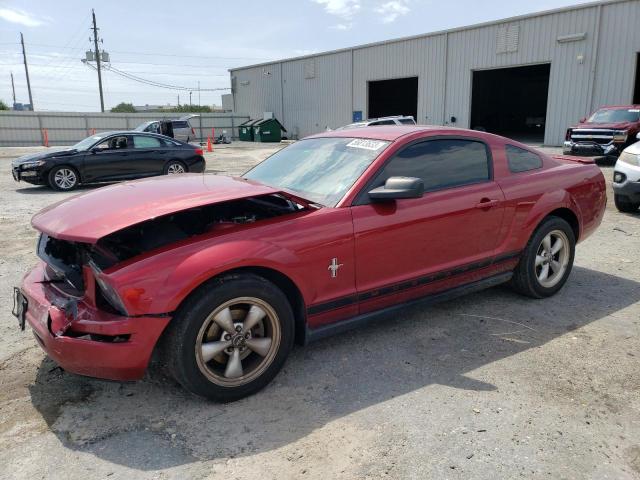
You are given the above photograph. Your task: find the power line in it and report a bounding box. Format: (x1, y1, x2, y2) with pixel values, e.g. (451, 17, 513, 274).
(92, 63, 230, 91)
(24, 42, 271, 61)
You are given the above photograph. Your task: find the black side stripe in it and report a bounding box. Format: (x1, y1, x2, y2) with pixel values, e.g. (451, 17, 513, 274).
(307, 250, 521, 316)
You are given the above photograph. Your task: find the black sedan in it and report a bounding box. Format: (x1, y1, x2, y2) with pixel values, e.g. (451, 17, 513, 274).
(11, 131, 206, 191)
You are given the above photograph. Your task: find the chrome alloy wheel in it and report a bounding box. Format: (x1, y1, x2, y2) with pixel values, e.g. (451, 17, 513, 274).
(535, 229, 570, 288)
(54, 168, 77, 189)
(167, 163, 186, 174)
(195, 297, 281, 387)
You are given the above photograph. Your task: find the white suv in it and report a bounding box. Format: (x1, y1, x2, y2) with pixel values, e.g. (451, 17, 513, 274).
(613, 134, 640, 213)
(337, 115, 416, 130)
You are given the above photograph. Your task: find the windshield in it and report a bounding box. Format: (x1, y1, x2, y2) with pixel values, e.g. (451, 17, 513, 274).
(588, 108, 640, 123)
(134, 122, 156, 132)
(243, 137, 390, 206)
(72, 134, 107, 151)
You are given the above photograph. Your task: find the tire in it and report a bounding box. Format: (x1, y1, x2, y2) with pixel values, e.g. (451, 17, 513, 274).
(510, 216, 576, 298)
(614, 194, 640, 213)
(164, 160, 187, 175)
(48, 165, 79, 191)
(161, 273, 295, 401)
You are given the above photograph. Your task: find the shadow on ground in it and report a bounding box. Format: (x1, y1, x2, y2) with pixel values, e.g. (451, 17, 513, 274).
(28, 266, 640, 470)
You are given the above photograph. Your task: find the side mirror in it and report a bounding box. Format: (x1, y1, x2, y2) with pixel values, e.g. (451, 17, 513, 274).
(579, 117, 587, 123)
(368, 176, 424, 201)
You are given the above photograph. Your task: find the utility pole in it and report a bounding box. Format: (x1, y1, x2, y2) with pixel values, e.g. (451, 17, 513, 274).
(91, 9, 105, 112)
(20, 33, 34, 110)
(198, 81, 201, 107)
(10, 72, 16, 106)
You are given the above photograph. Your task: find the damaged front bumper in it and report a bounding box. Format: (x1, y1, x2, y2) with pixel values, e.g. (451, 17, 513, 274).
(17, 262, 171, 381)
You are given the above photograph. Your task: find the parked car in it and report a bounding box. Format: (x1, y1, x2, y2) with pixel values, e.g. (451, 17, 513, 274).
(612, 133, 640, 213)
(564, 105, 640, 158)
(14, 126, 606, 401)
(11, 131, 205, 191)
(337, 115, 416, 129)
(134, 114, 199, 143)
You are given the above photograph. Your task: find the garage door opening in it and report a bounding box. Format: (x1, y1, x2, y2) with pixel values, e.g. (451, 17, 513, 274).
(368, 77, 418, 121)
(471, 63, 551, 143)
(634, 53, 640, 104)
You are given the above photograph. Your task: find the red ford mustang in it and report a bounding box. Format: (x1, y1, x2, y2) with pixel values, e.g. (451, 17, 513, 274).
(14, 126, 606, 401)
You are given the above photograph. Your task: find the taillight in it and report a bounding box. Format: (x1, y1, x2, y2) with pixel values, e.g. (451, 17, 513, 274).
(195, 148, 204, 156)
(565, 129, 572, 141)
(191, 127, 195, 135)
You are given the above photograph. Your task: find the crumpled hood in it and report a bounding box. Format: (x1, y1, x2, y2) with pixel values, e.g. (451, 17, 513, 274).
(32, 174, 280, 243)
(11, 149, 78, 166)
(571, 121, 636, 130)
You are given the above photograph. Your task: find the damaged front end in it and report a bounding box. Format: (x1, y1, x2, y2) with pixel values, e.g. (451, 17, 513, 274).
(17, 192, 312, 381)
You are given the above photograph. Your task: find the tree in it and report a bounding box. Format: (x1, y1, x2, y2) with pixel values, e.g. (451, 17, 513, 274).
(0, 100, 9, 110)
(111, 102, 136, 113)
(160, 104, 212, 113)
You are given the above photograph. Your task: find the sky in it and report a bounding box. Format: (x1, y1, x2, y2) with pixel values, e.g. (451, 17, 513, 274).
(0, 0, 598, 112)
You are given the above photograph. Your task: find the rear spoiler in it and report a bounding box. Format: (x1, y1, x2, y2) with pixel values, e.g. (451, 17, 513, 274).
(552, 154, 597, 164)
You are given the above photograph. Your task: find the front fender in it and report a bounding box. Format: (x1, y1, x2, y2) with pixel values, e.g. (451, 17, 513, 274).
(162, 240, 305, 312)
(111, 239, 306, 316)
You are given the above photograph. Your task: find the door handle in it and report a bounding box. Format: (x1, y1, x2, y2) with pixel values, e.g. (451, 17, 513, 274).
(475, 198, 500, 209)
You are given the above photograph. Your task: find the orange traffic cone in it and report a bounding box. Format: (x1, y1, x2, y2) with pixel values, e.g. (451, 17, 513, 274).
(207, 137, 213, 152)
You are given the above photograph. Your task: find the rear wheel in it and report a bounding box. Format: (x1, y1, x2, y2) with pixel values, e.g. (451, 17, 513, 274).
(162, 274, 294, 401)
(614, 194, 640, 213)
(510, 217, 575, 298)
(48, 165, 79, 191)
(164, 160, 187, 175)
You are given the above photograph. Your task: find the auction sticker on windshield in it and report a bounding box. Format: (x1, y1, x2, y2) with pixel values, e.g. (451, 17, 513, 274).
(346, 139, 388, 151)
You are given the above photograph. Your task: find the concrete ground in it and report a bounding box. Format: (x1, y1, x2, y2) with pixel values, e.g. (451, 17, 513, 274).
(0, 142, 639, 480)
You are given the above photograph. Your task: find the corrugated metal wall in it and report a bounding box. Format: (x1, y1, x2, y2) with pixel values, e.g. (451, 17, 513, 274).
(231, 0, 640, 146)
(0, 112, 250, 146)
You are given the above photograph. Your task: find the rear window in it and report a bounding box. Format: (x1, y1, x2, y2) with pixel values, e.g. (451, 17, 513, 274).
(505, 145, 542, 173)
(172, 121, 189, 129)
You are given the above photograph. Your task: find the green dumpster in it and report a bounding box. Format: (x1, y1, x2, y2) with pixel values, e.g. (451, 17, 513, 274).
(238, 119, 259, 141)
(253, 118, 286, 142)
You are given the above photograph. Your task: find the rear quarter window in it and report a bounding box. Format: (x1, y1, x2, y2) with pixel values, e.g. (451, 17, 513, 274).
(172, 121, 189, 129)
(506, 145, 543, 173)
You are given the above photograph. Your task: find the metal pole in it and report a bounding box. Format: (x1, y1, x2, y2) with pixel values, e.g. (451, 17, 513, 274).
(198, 81, 201, 107)
(10, 72, 16, 105)
(92, 9, 105, 112)
(20, 33, 34, 110)
(189, 91, 192, 106)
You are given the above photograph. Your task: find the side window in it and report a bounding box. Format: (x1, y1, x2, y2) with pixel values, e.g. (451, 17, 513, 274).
(398, 118, 416, 125)
(94, 136, 128, 150)
(369, 120, 396, 126)
(133, 135, 162, 148)
(372, 139, 490, 193)
(505, 145, 542, 173)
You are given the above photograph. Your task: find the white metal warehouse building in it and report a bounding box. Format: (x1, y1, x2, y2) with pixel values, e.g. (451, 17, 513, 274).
(229, 0, 640, 146)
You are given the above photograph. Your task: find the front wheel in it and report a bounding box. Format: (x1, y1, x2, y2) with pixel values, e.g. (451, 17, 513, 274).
(614, 194, 640, 213)
(48, 166, 79, 191)
(162, 274, 294, 401)
(164, 160, 187, 175)
(510, 217, 575, 298)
